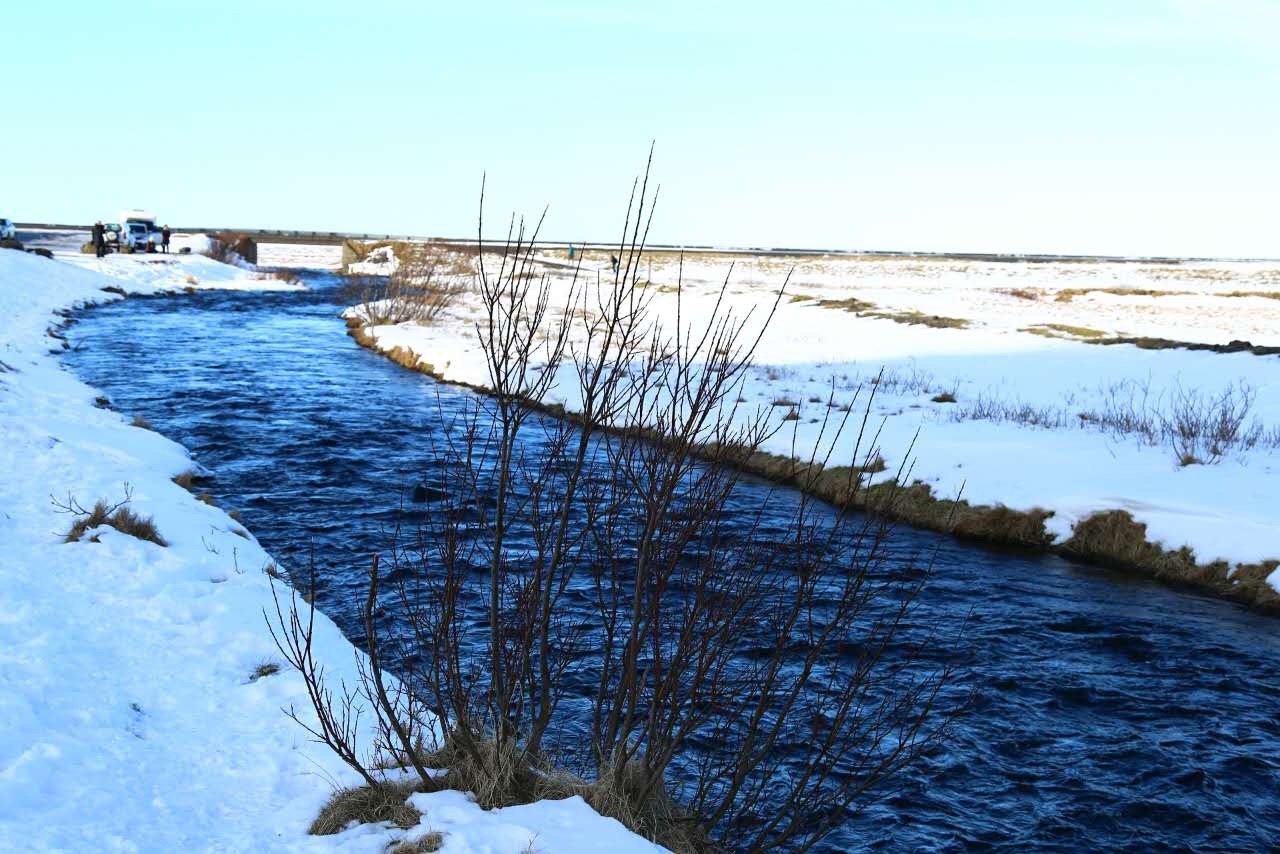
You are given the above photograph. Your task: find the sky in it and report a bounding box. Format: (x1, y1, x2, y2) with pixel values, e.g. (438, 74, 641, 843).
(2, 0, 1278, 257)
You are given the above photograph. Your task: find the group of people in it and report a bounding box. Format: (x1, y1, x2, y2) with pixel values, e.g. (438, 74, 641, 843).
(90, 221, 172, 257)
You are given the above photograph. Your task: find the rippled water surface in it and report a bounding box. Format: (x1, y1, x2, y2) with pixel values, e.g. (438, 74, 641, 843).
(63, 273, 1280, 852)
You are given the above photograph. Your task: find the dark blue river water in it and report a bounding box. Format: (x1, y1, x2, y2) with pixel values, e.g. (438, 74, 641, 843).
(63, 272, 1280, 852)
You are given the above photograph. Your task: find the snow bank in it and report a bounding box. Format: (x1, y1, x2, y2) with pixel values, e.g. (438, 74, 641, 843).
(346, 244, 399, 276)
(0, 248, 664, 852)
(347, 252, 1280, 592)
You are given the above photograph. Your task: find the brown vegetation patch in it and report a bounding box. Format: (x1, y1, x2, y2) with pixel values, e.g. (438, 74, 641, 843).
(1053, 287, 1191, 302)
(65, 501, 167, 546)
(309, 782, 422, 836)
(869, 310, 970, 329)
(1223, 290, 1280, 300)
(999, 287, 1042, 301)
(1063, 511, 1280, 612)
(389, 833, 445, 853)
(1021, 323, 1107, 340)
(1085, 336, 1280, 357)
(814, 296, 876, 313)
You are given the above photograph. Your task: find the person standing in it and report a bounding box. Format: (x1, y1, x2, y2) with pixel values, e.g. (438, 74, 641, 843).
(92, 221, 105, 258)
(161, 224, 171, 254)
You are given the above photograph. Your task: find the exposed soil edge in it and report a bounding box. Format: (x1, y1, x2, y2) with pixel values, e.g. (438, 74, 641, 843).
(346, 318, 1280, 616)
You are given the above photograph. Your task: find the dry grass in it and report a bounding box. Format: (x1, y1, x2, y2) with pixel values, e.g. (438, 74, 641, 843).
(931, 392, 957, 403)
(250, 661, 281, 681)
(309, 782, 422, 836)
(814, 296, 877, 313)
(131, 414, 154, 430)
(1223, 290, 1280, 300)
(65, 501, 167, 546)
(535, 761, 717, 854)
(998, 287, 1041, 301)
(389, 832, 445, 853)
(1085, 336, 1280, 356)
(1063, 511, 1280, 611)
(1053, 287, 1191, 302)
(873, 310, 970, 329)
(809, 297, 969, 329)
(1021, 323, 1107, 339)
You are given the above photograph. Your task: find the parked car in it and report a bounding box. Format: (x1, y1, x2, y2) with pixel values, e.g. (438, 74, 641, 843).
(118, 209, 161, 252)
(121, 222, 155, 252)
(0, 218, 15, 241)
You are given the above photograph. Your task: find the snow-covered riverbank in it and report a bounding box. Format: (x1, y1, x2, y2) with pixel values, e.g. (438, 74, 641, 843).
(0, 246, 661, 852)
(344, 246, 1280, 603)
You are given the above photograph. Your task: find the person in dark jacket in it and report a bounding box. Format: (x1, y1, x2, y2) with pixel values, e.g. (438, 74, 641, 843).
(92, 221, 105, 258)
(161, 225, 171, 254)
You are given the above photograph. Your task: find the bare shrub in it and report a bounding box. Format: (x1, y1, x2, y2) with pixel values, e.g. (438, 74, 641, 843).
(1159, 381, 1263, 465)
(273, 161, 957, 852)
(955, 377, 1275, 465)
(346, 245, 468, 326)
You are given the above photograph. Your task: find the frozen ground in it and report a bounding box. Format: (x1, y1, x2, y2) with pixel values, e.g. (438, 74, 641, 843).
(0, 245, 662, 852)
(259, 241, 345, 271)
(348, 245, 1280, 586)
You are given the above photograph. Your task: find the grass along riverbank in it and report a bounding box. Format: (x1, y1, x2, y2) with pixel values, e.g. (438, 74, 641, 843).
(338, 241, 1280, 614)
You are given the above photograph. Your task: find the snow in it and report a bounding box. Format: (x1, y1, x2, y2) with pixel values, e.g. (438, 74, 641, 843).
(346, 249, 1280, 588)
(0, 246, 665, 852)
(259, 242, 345, 271)
(345, 244, 399, 275)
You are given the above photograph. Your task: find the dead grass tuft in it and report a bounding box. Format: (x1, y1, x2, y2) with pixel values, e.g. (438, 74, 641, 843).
(131, 414, 154, 430)
(309, 782, 422, 836)
(931, 392, 957, 403)
(1022, 323, 1106, 339)
(534, 762, 716, 854)
(869, 310, 970, 329)
(999, 287, 1041, 301)
(65, 501, 167, 546)
(389, 832, 445, 853)
(1054, 287, 1190, 302)
(815, 296, 877, 313)
(250, 661, 281, 680)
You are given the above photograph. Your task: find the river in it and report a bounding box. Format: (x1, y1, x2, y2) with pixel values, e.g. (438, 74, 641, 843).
(62, 271, 1280, 852)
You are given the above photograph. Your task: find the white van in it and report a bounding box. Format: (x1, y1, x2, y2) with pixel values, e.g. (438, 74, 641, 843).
(118, 210, 160, 251)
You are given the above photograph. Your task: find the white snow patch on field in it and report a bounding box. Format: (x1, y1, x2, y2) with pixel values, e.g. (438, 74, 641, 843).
(0, 248, 664, 852)
(258, 242, 345, 271)
(348, 249, 1280, 588)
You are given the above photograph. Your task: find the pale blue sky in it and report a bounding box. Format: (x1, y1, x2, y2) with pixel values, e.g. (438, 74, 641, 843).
(3, 1, 1277, 256)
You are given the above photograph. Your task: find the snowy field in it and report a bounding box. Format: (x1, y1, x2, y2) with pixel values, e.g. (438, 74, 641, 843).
(0, 244, 661, 852)
(259, 241, 345, 271)
(348, 245, 1280, 587)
